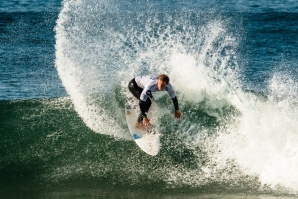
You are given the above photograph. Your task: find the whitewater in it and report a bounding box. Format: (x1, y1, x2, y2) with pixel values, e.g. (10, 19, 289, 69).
(2, 0, 298, 198)
(54, 0, 298, 194)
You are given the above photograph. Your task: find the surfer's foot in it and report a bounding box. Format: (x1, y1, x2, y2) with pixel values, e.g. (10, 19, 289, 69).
(135, 122, 151, 130)
(135, 122, 142, 129)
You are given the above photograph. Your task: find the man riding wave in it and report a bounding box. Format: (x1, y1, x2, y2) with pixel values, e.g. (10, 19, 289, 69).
(128, 74, 182, 129)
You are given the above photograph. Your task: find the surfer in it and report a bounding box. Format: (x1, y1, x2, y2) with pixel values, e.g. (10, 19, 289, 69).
(128, 74, 182, 128)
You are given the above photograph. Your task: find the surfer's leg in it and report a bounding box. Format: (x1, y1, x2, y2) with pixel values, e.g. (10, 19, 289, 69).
(128, 78, 143, 99)
(137, 98, 152, 122)
(137, 113, 144, 123)
(144, 98, 152, 112)
(128, 78, 145, 123)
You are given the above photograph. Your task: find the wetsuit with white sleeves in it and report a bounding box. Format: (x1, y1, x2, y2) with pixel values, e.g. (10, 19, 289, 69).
(128, 75, 179, 122)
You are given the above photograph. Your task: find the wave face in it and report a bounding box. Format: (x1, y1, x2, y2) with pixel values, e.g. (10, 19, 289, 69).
(12, 0, 293, 195)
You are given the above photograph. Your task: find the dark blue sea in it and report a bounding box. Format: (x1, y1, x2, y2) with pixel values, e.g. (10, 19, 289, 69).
(1, 0, 298, 198)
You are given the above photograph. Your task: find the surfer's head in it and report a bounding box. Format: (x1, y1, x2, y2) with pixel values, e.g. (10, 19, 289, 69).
(157, 74, 169, 90)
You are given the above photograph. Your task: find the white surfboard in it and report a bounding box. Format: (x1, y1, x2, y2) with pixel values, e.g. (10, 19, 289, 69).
(125, 97, 160, 156)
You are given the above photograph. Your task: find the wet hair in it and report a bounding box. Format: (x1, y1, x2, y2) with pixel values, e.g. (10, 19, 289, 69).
(158, 74, 170, 84)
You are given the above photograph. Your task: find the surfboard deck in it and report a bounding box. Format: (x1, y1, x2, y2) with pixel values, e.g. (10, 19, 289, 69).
(125, 97, 160, 156)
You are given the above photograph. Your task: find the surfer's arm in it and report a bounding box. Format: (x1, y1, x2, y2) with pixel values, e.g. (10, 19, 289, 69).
(172, 96, 179, 111)
(165, 83, 181, 119)
(172, 96, 182, 119)
(166, 83, 179, 111)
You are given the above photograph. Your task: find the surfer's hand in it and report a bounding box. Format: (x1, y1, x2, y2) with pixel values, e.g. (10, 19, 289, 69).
(143, 118, 151, 126)
(175, 110, 182, 120)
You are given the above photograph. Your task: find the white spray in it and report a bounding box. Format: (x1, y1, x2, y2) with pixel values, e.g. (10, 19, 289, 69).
(55, 0, 298, 192)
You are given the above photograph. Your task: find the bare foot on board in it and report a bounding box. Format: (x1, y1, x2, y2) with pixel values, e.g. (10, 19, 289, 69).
(135, 122, 152, 131)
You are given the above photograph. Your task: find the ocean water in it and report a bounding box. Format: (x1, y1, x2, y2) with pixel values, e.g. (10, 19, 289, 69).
(1, 0, 298, 198)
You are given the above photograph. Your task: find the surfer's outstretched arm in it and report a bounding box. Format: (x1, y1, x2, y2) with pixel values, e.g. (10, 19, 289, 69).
(172, 96, 182, 119)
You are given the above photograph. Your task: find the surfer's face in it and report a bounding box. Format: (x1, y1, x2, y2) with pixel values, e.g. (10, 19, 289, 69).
(157, 79, 167, 90)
